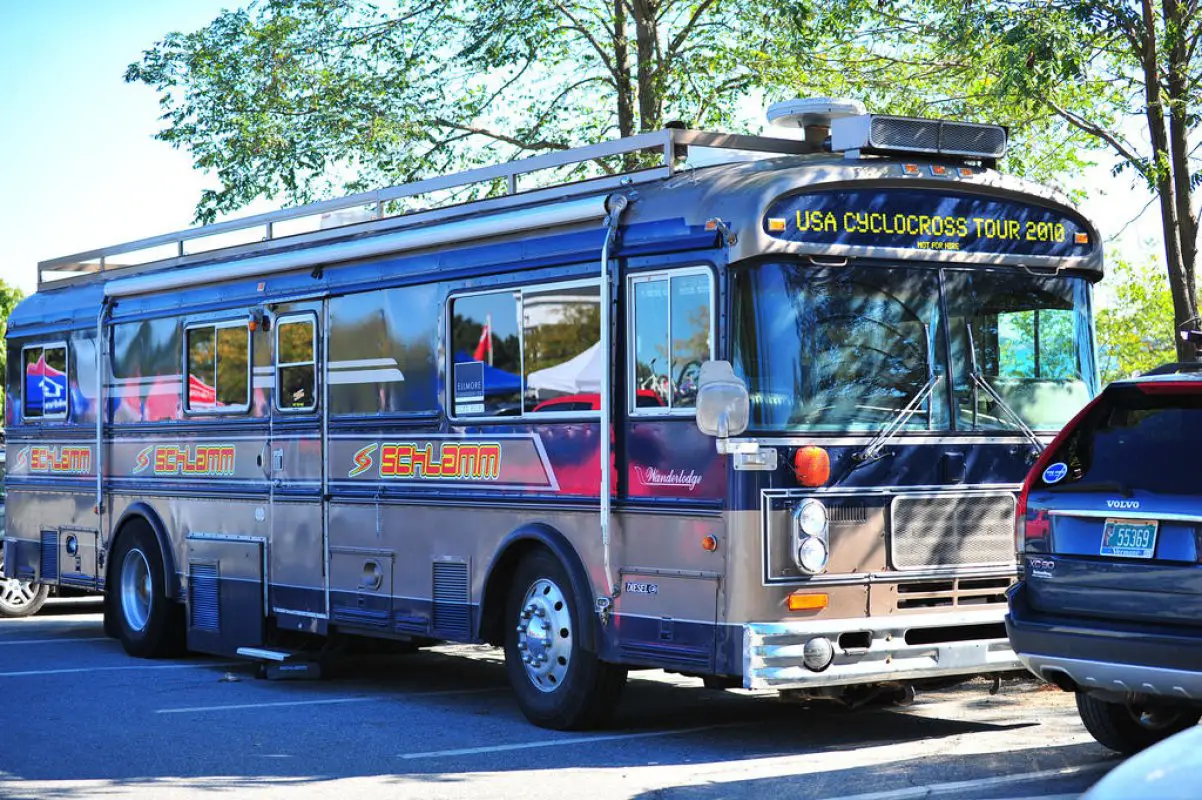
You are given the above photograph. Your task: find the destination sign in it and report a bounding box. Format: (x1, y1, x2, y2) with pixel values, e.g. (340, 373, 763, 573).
(763, 189, 1093, 258)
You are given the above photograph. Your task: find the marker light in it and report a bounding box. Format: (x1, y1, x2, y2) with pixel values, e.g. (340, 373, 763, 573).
(793, 446, 831, 487)
(903, 164, 921, 176)
(787, 591, 829, 612)
(929, 165, 949, 176)
(701, 534, 719, 552)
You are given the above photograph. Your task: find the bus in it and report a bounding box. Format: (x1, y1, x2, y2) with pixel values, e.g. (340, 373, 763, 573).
(2, 99, 1102, 729)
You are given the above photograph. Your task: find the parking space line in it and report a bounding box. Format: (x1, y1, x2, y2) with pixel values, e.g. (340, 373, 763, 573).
(399, 722, 752, 760)
(158, 685, 504, 714)
(0, 637, 111, 646)
(0, 662, 235, 678)
(822, 763, 1109, 800)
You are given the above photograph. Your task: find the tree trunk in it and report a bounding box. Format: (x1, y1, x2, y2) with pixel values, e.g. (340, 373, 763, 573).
(1163, 0, 1198, 310)
(614, 0, 634, 139)
(631, 0, 661, 131)
(1140, 0, 1198, 361)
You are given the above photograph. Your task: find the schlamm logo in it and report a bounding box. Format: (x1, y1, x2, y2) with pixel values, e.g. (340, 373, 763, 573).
(132, 444, 237, 476)
(18, 445, 92, 475)
(348, 441, 502, 480)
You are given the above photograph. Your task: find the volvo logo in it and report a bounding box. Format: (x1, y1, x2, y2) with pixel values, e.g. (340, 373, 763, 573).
(1106, 499, 1140, 510)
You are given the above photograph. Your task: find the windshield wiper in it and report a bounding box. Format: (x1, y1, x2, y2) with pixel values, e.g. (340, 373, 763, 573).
(965, 323, 1045, 456)
(855, 373, 942, 463)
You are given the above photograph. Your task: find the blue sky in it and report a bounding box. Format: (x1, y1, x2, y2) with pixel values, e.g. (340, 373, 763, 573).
(0, 1, 1166, 298)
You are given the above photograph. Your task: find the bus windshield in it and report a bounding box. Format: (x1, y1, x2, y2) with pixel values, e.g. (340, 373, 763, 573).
(731, 262, 1095, 433)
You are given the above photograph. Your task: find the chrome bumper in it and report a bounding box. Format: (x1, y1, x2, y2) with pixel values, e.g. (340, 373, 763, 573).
(743, 608, 1020, 691)
(1020, 653, 1202, 701)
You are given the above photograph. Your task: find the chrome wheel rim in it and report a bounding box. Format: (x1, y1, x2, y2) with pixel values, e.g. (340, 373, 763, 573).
(120, 548, 153, 632)
(514, 577, 572, 693)
(0, 549, 38, 610)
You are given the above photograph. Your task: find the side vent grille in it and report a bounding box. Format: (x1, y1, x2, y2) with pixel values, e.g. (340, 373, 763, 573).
(828, 504, 869, 525)
(189, 563, 220, 632)
(40, 531, 59, 581)
(432, 560, 470, 639)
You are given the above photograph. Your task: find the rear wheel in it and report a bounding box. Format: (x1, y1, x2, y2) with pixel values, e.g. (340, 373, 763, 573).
(1076, 691, 1202, 754)
(0, 547, 50, 618)
(503, 549, 626, 730)
(110, 523, 185, 658)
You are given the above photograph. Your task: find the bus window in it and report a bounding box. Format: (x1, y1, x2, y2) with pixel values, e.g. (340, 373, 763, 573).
(629, 269, 713, 413)
(185, 322, 250, 413)
(22, 343, 69, 421)
(523, 284, 600, 414)
(451, 290, 521, 416)
(275, 315, 317, 412)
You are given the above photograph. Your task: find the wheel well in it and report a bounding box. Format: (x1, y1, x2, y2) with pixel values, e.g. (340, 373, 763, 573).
(107, 508, 179, 600)
(479, 527, 599, 653)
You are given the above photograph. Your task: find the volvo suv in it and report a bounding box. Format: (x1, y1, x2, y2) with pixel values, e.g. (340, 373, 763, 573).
(1007, 366, 1202, 753)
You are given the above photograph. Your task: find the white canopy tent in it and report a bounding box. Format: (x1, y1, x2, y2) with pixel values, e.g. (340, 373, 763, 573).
(527, 342, 603, 396)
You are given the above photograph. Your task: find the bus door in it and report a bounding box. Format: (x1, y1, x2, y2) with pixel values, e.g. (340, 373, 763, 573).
(266, 300, 327, 621)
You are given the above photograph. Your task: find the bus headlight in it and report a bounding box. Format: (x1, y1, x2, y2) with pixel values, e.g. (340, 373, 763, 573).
(793, 500, 830, 574)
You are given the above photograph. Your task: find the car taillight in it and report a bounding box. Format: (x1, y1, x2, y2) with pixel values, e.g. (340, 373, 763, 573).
(1014, 394, 1104, 555)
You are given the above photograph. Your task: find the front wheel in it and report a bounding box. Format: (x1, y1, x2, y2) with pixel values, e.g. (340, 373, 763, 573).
(110, 523, 185, 658)
(1076, 691, 1202, 754)
(0, 547, 50, 618)
(503, 549, 626, 730)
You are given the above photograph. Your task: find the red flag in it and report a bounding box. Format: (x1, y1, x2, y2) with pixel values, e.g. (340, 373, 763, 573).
(472, 323, 490, 362)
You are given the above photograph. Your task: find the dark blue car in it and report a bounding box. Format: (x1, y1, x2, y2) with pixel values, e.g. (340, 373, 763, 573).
(1007, 369, 1202, 754)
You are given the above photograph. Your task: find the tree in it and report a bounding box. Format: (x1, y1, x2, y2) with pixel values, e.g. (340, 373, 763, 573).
(126, 0, 788, 224)
(0, 279, 24, 422)
(1096, 257, 1177, 382)
(784, 1, 1202, 360)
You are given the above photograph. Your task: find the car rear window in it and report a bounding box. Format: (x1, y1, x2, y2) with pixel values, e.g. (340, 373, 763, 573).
(1043, 386, 1202, 495)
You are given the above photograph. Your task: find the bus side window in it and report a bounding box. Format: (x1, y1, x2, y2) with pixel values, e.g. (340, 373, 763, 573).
(450, 291, 522, 417)
(185, 321, 250, 413)
(628, 269, 713, 413)
(275, 315, 317, 412)
(21, 342, 69, 421)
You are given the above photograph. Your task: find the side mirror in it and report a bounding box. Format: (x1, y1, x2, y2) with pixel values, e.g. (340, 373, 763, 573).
(695, 361, 749, 440)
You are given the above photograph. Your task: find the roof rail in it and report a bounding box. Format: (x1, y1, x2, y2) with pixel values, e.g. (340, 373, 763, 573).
(37, 128, 815, 289)
(1141, 362, 1202, 376)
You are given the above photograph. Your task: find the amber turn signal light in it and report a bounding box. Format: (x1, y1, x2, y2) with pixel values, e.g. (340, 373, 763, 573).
(793, 446, 831, 487)
(787, 592, 828, 612)
(701, 534, 718, 552)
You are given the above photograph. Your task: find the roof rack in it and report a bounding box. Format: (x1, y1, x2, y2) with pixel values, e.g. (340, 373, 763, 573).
(37, 128, 815, 289)
(1141, 362, 1202, 376)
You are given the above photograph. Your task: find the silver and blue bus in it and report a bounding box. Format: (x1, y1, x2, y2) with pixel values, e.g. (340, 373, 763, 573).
(2, 100, 1102, 728)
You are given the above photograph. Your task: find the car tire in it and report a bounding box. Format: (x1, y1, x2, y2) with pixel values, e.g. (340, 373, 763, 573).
(503, 549, 627, 730)
(111, 522, 185, 658)
(1076, 691, 1202, 754)
(0, 546, 50, 618)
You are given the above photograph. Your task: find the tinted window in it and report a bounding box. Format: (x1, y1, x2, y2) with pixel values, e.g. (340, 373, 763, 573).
(1046, 388, 1202, 495)
(328, 285, 439, 416)
(523, 285, 600, 413)
(111, 318, 181, 422)
(22, 344, 69, 420)
(276, 316, 316, 411)
(451, 291, 521, 416)
(630, 270, 713, 411)
(186, 323, 249, 412)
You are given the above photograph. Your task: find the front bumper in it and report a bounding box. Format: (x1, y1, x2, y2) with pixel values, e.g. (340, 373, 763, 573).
(743, 608, 1019, 691)
(1007, 583, 1202, 701)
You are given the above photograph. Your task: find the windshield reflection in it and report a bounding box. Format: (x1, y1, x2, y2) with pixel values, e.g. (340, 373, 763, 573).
(731, 262, 1096, 433)
(732, 264, 948, 432)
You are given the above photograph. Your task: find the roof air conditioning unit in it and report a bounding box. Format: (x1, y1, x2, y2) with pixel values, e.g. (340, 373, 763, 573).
(766, 98, 867, 149)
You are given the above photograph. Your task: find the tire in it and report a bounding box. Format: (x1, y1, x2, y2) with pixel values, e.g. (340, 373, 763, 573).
(503, 549, 627, 730)
(110, 522, 185, 658)
(0, 547, 50, 618)
(1076, 691, 1202, 755)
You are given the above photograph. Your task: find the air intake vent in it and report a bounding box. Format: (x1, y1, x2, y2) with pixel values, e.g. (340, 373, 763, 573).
(432, 560, 470, 638)
(40, 531, 59, 581)
(832, 114, 1007, 161)
(189, 563, 220, 632)
(890, 493, 1016, 569)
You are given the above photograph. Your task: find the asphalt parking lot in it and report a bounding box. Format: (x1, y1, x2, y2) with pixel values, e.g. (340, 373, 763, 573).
(0, 604, 1123, 800)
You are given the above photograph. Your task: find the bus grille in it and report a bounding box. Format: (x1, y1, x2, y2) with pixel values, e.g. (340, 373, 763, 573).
(40, 531, 59, 581)
(432, 561, 470, 638)
(890, 493, 1016, 569)
(189, 564, 220, 632)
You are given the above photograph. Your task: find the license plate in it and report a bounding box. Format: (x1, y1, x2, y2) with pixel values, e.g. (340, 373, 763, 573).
(1100, 518, 1159, 559)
